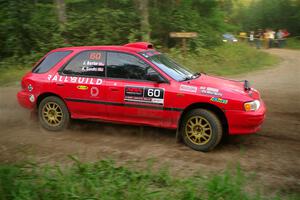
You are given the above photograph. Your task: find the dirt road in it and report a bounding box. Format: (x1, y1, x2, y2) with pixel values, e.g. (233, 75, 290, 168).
(0, 49, 299, 195)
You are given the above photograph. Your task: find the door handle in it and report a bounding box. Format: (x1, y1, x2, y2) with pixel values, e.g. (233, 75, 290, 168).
(56, 83, 65, 86)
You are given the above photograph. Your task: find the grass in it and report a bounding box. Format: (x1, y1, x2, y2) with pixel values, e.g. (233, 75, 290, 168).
(286, 38, 300, 49)
(0, 157, 293, 200)
(0, 43, 280, 86)
(168, 43, 280, 76)
(0, 56, 34, 86)
(0, 66, 31, 86)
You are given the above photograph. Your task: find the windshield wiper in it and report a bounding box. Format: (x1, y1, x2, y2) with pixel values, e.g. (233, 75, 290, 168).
(193, 72, 201, 77)
(180, 76, 193, 82)
(180, 72, 201, 82)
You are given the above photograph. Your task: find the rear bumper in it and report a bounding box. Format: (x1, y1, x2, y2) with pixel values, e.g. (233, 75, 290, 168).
(17, 90, 35, 109)
(226, 100, 266, 135)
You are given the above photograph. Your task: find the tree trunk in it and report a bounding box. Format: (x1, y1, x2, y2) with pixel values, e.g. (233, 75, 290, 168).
(137, 0, 150, 41)
(54, 0, 66, 28)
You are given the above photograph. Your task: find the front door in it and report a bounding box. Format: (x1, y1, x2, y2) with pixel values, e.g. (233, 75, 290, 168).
(105, 51, 168, 126)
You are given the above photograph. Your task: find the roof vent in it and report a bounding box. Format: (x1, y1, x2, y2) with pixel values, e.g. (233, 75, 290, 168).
(123, 42, 153, 50)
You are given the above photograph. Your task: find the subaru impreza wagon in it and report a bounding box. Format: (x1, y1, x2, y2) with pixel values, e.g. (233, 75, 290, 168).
(17, 42, 266, 151)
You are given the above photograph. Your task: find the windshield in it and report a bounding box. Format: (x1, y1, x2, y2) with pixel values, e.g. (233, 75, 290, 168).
(140, 51, 196, 81)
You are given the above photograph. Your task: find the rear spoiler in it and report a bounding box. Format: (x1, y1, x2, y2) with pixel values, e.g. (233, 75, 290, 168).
(123, 42, 153, 50)
(244, 80, 251, 91)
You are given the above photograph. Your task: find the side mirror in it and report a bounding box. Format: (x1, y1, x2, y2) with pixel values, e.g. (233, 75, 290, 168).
(148, 73, 166, 83)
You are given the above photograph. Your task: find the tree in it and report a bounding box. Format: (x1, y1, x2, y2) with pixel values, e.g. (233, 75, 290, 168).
(135, 0, 150, 41)
(136, 0, 150, 41)
(54, 0, 67, 28)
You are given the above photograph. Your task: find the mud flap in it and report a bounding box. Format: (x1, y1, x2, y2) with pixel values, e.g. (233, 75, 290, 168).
(176, 112, 183, 143)
(175, 128, 182, 143)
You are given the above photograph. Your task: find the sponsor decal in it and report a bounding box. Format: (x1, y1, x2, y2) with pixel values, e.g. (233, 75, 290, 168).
(90, 87, 99, 97)
(210, 97, 228, 104)
(124, 86, 164, 105)
(179, 84, 197, 93)
(82, 60, 104, 66)
(89, 52, 101, 60)
(200, 86, 222, 96)
(29, 94, 35, 103)
(77, 85, 88, 90)
(47, 74, 103, 85)
(81, 66, 104, 72)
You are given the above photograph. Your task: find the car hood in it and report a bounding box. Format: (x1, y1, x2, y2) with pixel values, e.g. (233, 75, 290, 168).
(187, 74, 260, 99)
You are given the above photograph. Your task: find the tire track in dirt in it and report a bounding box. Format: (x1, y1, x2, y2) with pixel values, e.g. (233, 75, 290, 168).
(0, 49, 299, 196)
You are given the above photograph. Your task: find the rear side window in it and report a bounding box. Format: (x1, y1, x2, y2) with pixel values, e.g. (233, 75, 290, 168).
(62, 51, 106, 77)
(32, 51, 72, 73)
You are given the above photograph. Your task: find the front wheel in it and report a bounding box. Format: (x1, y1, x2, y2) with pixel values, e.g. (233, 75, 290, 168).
(38, 96, 70, 131)
(180, 109, 223, 152)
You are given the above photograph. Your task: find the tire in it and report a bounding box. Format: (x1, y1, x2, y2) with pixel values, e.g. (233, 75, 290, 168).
(38, 96, 70, 131)
(180, 109, 223, 152)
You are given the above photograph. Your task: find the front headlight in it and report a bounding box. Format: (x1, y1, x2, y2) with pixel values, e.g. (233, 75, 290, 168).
(244, 100, 260, 111)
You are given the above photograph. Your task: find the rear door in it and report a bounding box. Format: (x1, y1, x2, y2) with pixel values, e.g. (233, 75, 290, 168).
(58, 50, 107, 118)
(105, 51, 168, 126)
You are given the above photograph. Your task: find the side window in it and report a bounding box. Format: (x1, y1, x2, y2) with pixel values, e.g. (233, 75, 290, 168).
(62, 51, 106, 77)
(107, 52, 156, 80)
(32, 51, 71, 73)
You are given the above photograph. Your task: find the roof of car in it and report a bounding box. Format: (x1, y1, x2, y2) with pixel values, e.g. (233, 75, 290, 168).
(51, 42, 154, 54)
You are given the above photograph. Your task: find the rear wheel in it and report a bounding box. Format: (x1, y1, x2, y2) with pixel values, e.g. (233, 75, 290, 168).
(180, 109, 223, 151)
(38, 96, 70, 131)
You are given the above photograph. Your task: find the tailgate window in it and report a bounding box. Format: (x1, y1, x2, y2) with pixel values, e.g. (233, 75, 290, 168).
(32, 51, 72, 73)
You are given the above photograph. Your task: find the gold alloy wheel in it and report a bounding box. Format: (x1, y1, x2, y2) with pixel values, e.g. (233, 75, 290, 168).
(185, 116, 212, 145)
(42, 102, 63, 127)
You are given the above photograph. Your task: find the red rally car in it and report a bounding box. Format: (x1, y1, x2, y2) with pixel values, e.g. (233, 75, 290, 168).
(17, 42, 266, 151)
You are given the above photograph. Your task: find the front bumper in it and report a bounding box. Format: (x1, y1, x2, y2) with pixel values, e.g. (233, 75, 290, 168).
(226, 100, 266, 135)
(17, 90, 35, 109)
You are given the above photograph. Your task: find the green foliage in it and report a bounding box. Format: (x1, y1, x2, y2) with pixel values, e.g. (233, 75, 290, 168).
(0, 65, 30, 86)
(286, 38, 300, 49)
(0, 159, 284, 200)
(167, 43, 280, 76)
(233, 0, 300, 35)
(66, 0, 139, 46)
(0, 0, 285, 82)
(0, 43, 279, 86)
(0, 0, 237, 67)
(149, 0, 232, 49)
(0, 1, 63, 59)
(1, 0, 300, 67)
